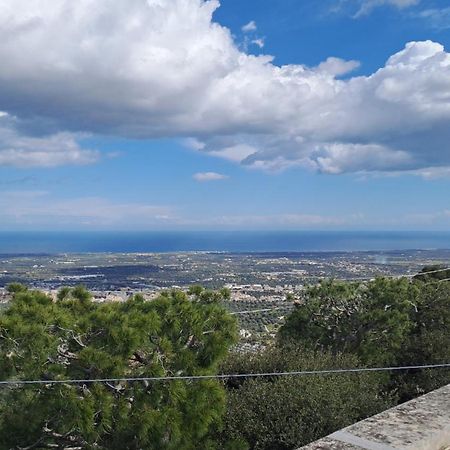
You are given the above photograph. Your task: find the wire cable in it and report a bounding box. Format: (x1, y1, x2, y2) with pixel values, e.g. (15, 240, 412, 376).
(406, 267, 449, 276)
(1, 363, 449, 386)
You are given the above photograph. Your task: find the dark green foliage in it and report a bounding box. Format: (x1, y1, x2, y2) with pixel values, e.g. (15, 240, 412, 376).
(6, 282, 28, 294)
(279, 275, 450, 400)
(0, 287, 237, 449)
(221, 345, 392, 450)
(413, 265, 450, 282)
(394, 278, 450, 400)
(189, 286, 229, 304)
(279, 278, 419, 366)
(220, 287, 231, 300)
(187, 284, 204, 296)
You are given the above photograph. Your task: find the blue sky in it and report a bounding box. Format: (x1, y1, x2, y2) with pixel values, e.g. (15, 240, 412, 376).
(0, 0, 449, 230)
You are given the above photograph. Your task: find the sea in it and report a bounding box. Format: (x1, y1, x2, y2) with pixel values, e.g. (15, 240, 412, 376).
(0, 231, 449, 254)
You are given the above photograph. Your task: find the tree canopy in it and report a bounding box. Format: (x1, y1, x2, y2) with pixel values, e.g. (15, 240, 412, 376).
(279, 276, 450, 400)
(279, 277, 419, 366)
(0, 286, 237, 449)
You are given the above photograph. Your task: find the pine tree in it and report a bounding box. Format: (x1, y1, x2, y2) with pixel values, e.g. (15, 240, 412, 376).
(0, 285, 237, 449)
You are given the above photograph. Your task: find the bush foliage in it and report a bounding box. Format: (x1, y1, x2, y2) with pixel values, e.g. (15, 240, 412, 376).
(221, 345, 392, 450)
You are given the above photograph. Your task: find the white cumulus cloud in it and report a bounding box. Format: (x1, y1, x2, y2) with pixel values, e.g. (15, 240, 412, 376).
(316, 56, 360, 76)
(0, 114, 99, 168)
(193, 171, 228, 181)
(0, 1, 449, 176)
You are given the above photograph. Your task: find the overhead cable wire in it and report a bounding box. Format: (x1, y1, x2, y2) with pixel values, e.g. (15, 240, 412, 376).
(1, 363, 449, 386)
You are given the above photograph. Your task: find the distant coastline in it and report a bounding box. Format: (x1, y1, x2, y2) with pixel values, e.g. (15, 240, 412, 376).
(0, 231, 449, 254)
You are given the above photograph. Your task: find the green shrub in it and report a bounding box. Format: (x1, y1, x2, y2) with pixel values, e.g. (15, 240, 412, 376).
(220, 345, 392, 450)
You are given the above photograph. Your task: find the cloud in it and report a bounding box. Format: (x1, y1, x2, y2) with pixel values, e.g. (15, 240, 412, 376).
(0, 1, 449, 176)
(2, 189, 448, 229)
(0, 114, 99, 168)
(240, 20, 264, 51)
(0, 191, 174, 228)
(409, 167, 450, 180)
(241, 20, 257, 32)
(0, 190, 351, 229)
(415, 7, 450, 30)
(316, 57, 360, 76)
(251, 38, 265, 49)
(403, 209, 450, 225)
(193, 171, 228, 181)
(194, 40, 450, 175)
(354, 0, 419, 17)
(0, 176, 39, 186)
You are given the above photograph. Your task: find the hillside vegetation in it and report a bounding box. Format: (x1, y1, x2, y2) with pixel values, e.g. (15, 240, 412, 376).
(0, 268, 448, 449)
